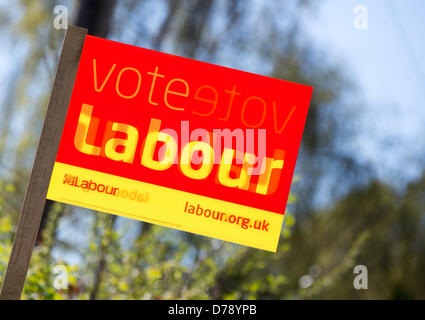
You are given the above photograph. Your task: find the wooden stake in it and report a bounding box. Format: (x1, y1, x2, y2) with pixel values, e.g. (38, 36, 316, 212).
(0, 26, 87, 300)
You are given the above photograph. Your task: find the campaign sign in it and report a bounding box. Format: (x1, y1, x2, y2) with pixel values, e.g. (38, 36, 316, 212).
(46, 35, 313, 252)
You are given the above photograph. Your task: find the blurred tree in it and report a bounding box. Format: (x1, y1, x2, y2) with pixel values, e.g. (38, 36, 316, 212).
(0, 0, 423, 300)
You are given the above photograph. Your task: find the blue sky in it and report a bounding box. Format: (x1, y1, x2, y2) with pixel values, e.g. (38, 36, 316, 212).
(302, 0, 425, 184)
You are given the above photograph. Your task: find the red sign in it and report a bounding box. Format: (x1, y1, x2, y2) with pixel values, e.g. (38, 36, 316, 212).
(47, 35, 313, 251)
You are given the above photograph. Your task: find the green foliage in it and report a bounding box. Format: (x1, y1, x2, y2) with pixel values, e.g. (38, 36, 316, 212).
(0, 197, 79, 299)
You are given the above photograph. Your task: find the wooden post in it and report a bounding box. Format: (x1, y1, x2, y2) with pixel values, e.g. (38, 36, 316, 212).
(0, 26, 87, 300)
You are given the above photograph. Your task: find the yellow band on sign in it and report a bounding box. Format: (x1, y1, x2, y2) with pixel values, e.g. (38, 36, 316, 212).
(47, 162, 284, 251)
